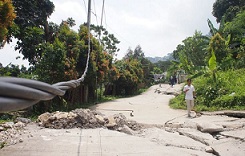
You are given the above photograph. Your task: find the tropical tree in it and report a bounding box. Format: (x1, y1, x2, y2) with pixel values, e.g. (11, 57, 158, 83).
(57, 21, 80, 81)
(208, 33, 227, 64)
(152, 67, 162, 74)
(132, 45, 145, 59)
(170, 31, 209, 75)
(90, 24, 120, 56)
(33, 37, 66, 113)
(183, 31, 208, 67)
(11, 0, 54, 41)
(8, 0, 55, 65)
(212, 0, 245, 23)
(124, 45, 154, 87)
(154, 60, 172, 73)
(114, 58, 143, 95)
(0, 0, 16, 47)
(224, 10, 245, 68)
(0, 63, 31, 78)
(77, 24, 120, 101)
(35, 38, 66, 84)
(123, 47, 134, 60)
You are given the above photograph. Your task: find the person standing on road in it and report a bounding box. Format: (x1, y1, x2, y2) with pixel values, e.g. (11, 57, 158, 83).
(183, 78, 196, 117)
(170, 76, 174, 87)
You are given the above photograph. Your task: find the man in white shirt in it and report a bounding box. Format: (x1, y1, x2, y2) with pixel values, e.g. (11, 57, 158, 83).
(183, 78, 196, 117)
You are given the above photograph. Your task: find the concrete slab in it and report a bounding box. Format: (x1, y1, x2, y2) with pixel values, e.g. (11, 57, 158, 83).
(0, 124, 213, 156)
(211, 138, 245, 156)
(220, 129, 245, 140)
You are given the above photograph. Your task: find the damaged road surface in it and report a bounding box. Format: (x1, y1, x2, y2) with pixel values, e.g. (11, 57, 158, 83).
(1, 84, 245, 156)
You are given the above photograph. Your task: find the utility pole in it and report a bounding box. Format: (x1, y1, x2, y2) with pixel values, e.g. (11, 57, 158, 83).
(87, 0, 91, 49)
(97, 0, 105, 101)
(84, 0, 91, 103)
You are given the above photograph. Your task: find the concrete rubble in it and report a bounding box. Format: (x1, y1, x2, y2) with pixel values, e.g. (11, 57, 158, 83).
(164, 113, 245, 156)
(1, 109, 245, 155)
(37, 109, 143, 133)
(0, 117, 32, 146)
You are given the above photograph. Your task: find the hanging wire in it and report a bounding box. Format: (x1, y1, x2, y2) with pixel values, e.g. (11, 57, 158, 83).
(102, 1, 107, 29)
(92, 0, 99, 26)
(82, 0, 88, 16)
(0, 0, 92, 113)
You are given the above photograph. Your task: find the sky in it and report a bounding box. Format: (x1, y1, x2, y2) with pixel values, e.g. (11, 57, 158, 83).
(0, 0, 219, 67)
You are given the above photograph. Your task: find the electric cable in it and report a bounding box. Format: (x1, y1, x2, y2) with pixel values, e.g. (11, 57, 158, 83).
(0, 0, 93, 113)
(82, 0, 88, 16)
(92, 0, 99, 26)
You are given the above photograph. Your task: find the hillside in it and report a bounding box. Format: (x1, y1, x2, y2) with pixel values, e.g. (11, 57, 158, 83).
(146, 53, 174, 63)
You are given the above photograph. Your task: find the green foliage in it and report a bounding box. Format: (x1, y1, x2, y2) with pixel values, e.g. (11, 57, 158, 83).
(8, 0, 54, 65)
(57, 22, 80, 80)
(0, 63, 31, 77)
(211, 94, 245, 109)
(114, 58, 143, 95)
(170, 31, 208, 75)
(170, 69, 245, 111)
(35, 38, 66, 84)
(141, 57, 154, 87)
(152, 67, 162, 74)
(209, 33, 227, 64)
(208, 49, 217, 80)
(207, 19, 218, 35)
(90, 24, 120, 56)
(224, 10, 245, 69)
(15, 27, 45, 65)
(169, 94, 186, 110)
(154, 60, 171, 72)
(12, 0, 54, 28)
(0, 0, 16, 47)
(212, 0, 245, 23)
(116, 45, 153, 93)
(196, 69, 245, 110)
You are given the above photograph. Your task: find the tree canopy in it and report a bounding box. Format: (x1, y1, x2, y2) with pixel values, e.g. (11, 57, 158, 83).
(8, 0, 55, 65)
(0, 0, 16, 47)
(212, 0, 245, 23)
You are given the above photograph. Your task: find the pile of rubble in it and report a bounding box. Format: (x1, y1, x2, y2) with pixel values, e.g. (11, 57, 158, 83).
(0, 117, 32, 147)
(37, 108, 143, 135)
(0, 109, 143, 147)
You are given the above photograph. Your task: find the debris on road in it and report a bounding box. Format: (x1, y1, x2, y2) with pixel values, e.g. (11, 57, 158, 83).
(37, 109, 143, 133)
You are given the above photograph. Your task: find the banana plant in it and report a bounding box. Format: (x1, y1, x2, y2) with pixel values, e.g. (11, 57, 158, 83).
(208, 49, 217, 81)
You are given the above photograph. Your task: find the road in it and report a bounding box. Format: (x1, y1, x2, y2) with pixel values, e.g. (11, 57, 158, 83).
(0, 84, 245, 156)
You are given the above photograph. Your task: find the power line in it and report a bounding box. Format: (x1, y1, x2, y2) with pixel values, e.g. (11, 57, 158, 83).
(82, 0, 88, 17)
(100, 0, 105, 26)
(92, 0, 99, 26)
(106, 24, 134, 46)
(99, 2, 133, 47)
(102, 2, 107, 28)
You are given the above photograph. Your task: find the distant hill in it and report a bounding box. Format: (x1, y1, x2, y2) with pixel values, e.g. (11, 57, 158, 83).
(146, 53, 174, 63)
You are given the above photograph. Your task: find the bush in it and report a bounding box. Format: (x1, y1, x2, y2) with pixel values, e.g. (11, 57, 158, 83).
(211, 94, 245, 108)
(169, 94, 186, 109)
(170, 69, 245, 111)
